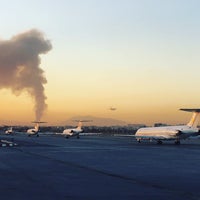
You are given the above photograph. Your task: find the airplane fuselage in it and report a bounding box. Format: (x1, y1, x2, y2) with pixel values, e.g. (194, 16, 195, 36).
(63, 128, 82, 136)
(27, 129, 37, 133)
(135, 125, 199, 140)
(5, 129, 14, 134)
(27, 128, 39, 136)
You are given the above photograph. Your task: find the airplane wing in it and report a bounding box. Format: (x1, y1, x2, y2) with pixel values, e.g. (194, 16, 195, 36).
(114, 134, 175, 140)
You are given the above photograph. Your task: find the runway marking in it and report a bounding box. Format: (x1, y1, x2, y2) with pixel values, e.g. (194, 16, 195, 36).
(0, 140, 18, 147)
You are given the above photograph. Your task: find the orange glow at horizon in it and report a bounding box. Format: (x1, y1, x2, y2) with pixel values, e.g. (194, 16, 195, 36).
(0, 88, 191, 126)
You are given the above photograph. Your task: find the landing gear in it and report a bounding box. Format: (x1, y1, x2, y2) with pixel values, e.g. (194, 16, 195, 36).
(77, 135, 80, 139)
(137, 139, 141, 143)
(157, 140, 163, 145)
(36, 134, 39, 137)
(175, 140, 180, 145)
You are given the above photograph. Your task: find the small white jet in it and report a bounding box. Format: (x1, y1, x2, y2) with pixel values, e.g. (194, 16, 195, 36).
(135, 109, 200, 144)
(59, 120, 90, 139)
(5, 127, 14, 135)
(26, 122, 46, 137)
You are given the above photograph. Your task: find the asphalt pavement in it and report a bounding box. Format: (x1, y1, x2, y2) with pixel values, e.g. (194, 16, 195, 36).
(0, 134, 200, 200)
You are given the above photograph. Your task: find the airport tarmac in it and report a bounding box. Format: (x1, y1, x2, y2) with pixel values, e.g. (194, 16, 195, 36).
(0, 134, 200, 200)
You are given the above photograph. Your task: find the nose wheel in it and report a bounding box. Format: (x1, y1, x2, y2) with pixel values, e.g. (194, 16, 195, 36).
(175, 140, 180, 145)
(157, 140, 163, 145)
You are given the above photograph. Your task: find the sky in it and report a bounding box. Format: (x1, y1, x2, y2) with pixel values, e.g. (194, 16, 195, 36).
(1, 0, 200, 125)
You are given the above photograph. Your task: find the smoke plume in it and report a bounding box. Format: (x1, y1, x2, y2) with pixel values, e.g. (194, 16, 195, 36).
(0, 29, 52, 121)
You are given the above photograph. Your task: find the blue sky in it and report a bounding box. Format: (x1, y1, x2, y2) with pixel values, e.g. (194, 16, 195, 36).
(1, 0, 200, 125)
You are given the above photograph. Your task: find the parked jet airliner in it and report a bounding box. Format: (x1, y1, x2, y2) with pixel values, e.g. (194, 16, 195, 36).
(5, 127, 14, 134)
(58, 120, 91, 138)
(26, 122, 46, 137)
(135, 109, 200, 144)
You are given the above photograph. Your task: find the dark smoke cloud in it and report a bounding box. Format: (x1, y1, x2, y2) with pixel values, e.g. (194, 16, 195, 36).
(0, 29, 52, 121)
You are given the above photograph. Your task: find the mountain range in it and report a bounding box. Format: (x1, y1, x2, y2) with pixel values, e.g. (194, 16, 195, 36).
(62, 116, 128, 127)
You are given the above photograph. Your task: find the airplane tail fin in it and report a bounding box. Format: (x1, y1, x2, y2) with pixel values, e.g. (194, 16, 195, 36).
(32, 121, 46, 132)
(74, 120, 92, 129)
(35, 123, 39, 131)
(180, 109, 200, 128)
(77, 121, 82, 129)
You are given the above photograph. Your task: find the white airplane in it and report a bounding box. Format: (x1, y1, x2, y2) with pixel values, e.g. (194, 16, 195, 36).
(5, 127, 14, 134)
(135, 109, 200, 144)
(59, 120, 90, 139)
(26, 122, 46, 137)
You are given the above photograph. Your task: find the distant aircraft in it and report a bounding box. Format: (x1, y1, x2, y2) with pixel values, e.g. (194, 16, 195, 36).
(135, 109, 200, 144)
(26, 122, 46, 137)
(109, 107, 117, 111)
(5, 127, 14, 135)
(58, 120, 91, 139)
